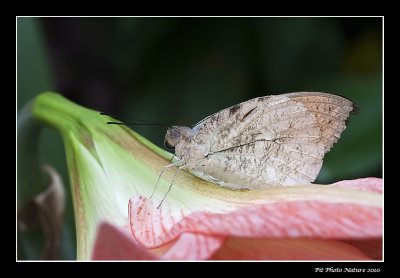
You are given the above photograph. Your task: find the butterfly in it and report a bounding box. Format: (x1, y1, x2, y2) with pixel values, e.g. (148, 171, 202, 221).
(163, 92, 358, 190)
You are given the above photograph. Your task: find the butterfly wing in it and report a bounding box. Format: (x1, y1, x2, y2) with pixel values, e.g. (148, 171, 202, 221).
(191, 92, 357, 188)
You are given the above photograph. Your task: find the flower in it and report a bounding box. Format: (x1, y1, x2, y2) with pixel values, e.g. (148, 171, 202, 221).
(92, 177, 382, 260)
(31, 93, 382, 260)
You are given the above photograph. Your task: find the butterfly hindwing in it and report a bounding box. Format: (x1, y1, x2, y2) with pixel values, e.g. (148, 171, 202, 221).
(189, 92, 356, 188)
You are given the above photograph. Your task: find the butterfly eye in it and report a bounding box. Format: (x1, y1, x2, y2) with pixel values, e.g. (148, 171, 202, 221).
(164, 139, 175, 151)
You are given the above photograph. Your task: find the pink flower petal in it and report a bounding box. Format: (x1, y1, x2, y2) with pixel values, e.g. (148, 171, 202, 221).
(130, 198, 382, 247)
(92, 223, 380, 260)
(94, 178, 382, 260)
(333, 177, 382, 193)
(163, 233, 225, 260)
(129, 196, 185, 245)
(92, 222, 157, 260)
(210, 238, 372, 260)
(341, 239, 382, 260)
(129, 178, 382, 260)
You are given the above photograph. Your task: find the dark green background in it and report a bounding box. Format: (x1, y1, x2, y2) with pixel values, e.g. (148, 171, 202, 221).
(17, 17, 382, 260)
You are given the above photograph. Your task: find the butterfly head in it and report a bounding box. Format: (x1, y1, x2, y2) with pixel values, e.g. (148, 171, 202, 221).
(164, 126, 196, 151)
(164, 126, 182, 151)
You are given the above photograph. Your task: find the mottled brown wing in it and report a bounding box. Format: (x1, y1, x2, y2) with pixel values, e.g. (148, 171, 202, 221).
(283, 92, 358, 152)
(192, 92, 357, 187)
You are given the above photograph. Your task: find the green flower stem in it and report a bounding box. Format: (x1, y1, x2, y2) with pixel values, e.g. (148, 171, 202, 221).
(17, 100, 50, 209)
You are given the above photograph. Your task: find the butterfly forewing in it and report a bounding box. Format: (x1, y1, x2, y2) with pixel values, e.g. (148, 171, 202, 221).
(187, 92, 356, 188)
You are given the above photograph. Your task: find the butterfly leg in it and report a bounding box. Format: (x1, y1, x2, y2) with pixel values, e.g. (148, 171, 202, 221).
(149, 159, 183, 199)
(169, 153, 176, 162)
(157, 165, 185, 209)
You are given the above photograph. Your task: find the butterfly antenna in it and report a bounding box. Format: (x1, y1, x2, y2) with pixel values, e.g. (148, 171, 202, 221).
(100, 112, 169, 127)
(106, 122, 165, 126)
